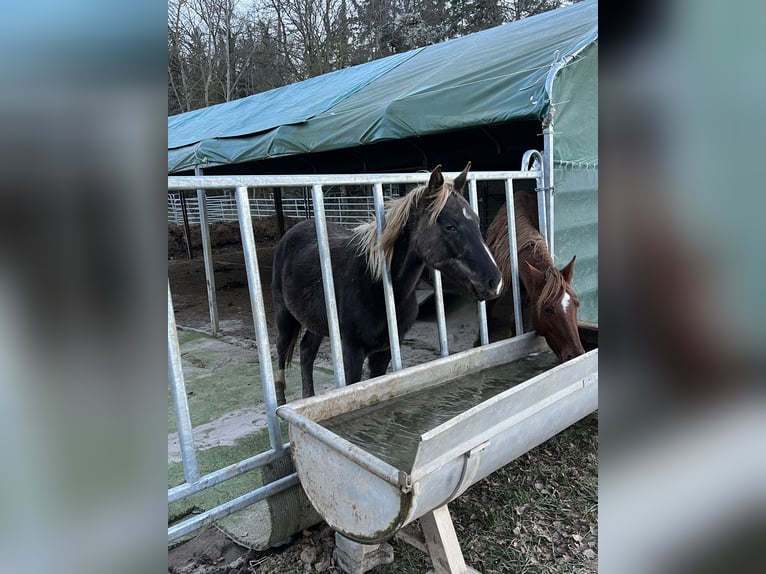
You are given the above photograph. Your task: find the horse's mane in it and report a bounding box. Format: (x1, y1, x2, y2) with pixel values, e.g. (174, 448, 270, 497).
(487, 193, 568, 314)
(516, 207, 569, 314)
(352, 178, 454, 280)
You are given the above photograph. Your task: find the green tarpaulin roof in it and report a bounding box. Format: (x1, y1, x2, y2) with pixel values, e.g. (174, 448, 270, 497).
(168, 0, 597, 173)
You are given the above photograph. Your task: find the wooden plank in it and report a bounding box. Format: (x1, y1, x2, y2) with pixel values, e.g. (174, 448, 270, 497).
(420, 505, 481, 574)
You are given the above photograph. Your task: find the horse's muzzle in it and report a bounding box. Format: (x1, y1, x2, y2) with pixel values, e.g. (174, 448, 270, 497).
(469, 274, 503, 301)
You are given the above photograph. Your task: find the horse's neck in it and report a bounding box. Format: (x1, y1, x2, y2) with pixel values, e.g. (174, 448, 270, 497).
(517, 213, 555, 298)
(388, 230, 425, 300)
(516, 208, 554, 270)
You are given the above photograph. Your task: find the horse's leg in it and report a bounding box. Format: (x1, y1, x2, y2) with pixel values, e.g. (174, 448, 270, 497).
(274, 304, 301, 405)
(367, 350, 391, 379)
(341, 341, 365, 385)
(299, 331, 323, 398)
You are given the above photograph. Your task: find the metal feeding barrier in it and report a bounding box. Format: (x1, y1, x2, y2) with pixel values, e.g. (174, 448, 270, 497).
(167, 158, 595, 573)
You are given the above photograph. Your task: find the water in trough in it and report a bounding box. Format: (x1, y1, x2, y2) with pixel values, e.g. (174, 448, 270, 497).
(320, 350, 559, 471)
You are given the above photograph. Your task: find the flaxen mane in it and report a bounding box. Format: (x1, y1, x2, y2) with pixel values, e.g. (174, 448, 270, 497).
(486, 195, 568, 314)
(352, 177, 455, 280)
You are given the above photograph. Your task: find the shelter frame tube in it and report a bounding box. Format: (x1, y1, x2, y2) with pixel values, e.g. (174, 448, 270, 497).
(235, 186, 284, 451)
(504, 179, 524, 338)
(543, 39, 595, 258)
(195, 166, 219, 334)
(311, 184, 347, 387)
(168, 282, 199, 484)
(468, 178, 489, 346)
(542, 124, 555, 256)
(372, 182, 403, 371)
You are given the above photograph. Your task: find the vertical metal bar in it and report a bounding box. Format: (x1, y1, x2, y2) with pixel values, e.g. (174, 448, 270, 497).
(505, 179, 524, 338)
(536, 183, 548, 248)
(168, 282, 199, 483)
(179, 190, 193, 259)
(468, 178, 489, 346)
(432, 270, 449, 357)
(372, 183, 403, 371)
(195, 167, 219, 335)
(311, 184, 347, 387)
(273, 187, 286, 237)
(235, 186, 283, 452)
(543, 123, 555, 256)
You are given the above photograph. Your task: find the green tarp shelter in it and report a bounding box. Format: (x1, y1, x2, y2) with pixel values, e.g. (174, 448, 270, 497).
(168, 0, 598, 325)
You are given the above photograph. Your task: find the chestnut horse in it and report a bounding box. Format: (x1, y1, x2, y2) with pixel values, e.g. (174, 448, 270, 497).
(272, 163, 502, 404)
(484, 191, 584, 362)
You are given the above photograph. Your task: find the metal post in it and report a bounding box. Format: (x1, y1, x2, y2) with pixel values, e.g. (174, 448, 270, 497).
(168, 282, 199, 484)
(543, 122, 555, 256)
(432, 270, 449, 357)
(179, 190, 193, 259)
(372, 183, 403, 371)
(468, 179, 489, 346)
(195, 166, 219, 334)
(273, 187, 286, 237)
(504, 179, 524, 338)
(311, 184, 347, 387)
(536, 174, 548, 249)
(235, 186, 284, 452)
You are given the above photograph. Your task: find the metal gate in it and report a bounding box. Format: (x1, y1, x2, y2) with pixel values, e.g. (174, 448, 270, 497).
(167, 157, 553, 543)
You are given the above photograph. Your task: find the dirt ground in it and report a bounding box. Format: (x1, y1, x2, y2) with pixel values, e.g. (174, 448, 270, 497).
(168, 218, 598, 574)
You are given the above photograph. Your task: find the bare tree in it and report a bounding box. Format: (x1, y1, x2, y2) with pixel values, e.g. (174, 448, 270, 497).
(503, 0, 566, 22)
(168, 0, 576, 115)
(263, 0, 353, 78)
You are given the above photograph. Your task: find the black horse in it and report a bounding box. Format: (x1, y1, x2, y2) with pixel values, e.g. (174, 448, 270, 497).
(271, 163, 502, 404)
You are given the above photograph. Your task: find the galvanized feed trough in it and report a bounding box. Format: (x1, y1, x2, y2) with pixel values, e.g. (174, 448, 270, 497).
(277, 332, 598, 551)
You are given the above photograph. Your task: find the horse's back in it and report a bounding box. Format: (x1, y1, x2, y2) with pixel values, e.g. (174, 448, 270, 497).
(272, 219, 365, 337)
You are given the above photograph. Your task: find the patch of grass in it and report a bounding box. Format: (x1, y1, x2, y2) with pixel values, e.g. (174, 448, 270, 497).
(169, 330, 332, 433)
(168, 429, 273, 522)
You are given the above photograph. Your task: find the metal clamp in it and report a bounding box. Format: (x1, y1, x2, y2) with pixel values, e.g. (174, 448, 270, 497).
(448, 441, 490, 501)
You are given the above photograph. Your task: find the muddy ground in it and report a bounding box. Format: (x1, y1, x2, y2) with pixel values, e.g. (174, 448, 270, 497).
(168, 218, 598, 574)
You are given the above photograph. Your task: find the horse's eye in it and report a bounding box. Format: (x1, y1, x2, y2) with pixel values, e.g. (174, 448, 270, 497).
(444, 224, 457, 233)
(543, 305, 554, 316)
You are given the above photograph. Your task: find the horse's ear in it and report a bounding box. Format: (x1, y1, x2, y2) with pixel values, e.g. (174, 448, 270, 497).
(524, 260, 546, 291)
(560, 255, 576, 284)
(428, 165, 444, 191)
(453, 162, 471, 192)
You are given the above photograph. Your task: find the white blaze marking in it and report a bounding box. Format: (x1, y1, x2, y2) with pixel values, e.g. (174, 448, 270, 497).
(560, 292, 571, 312)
